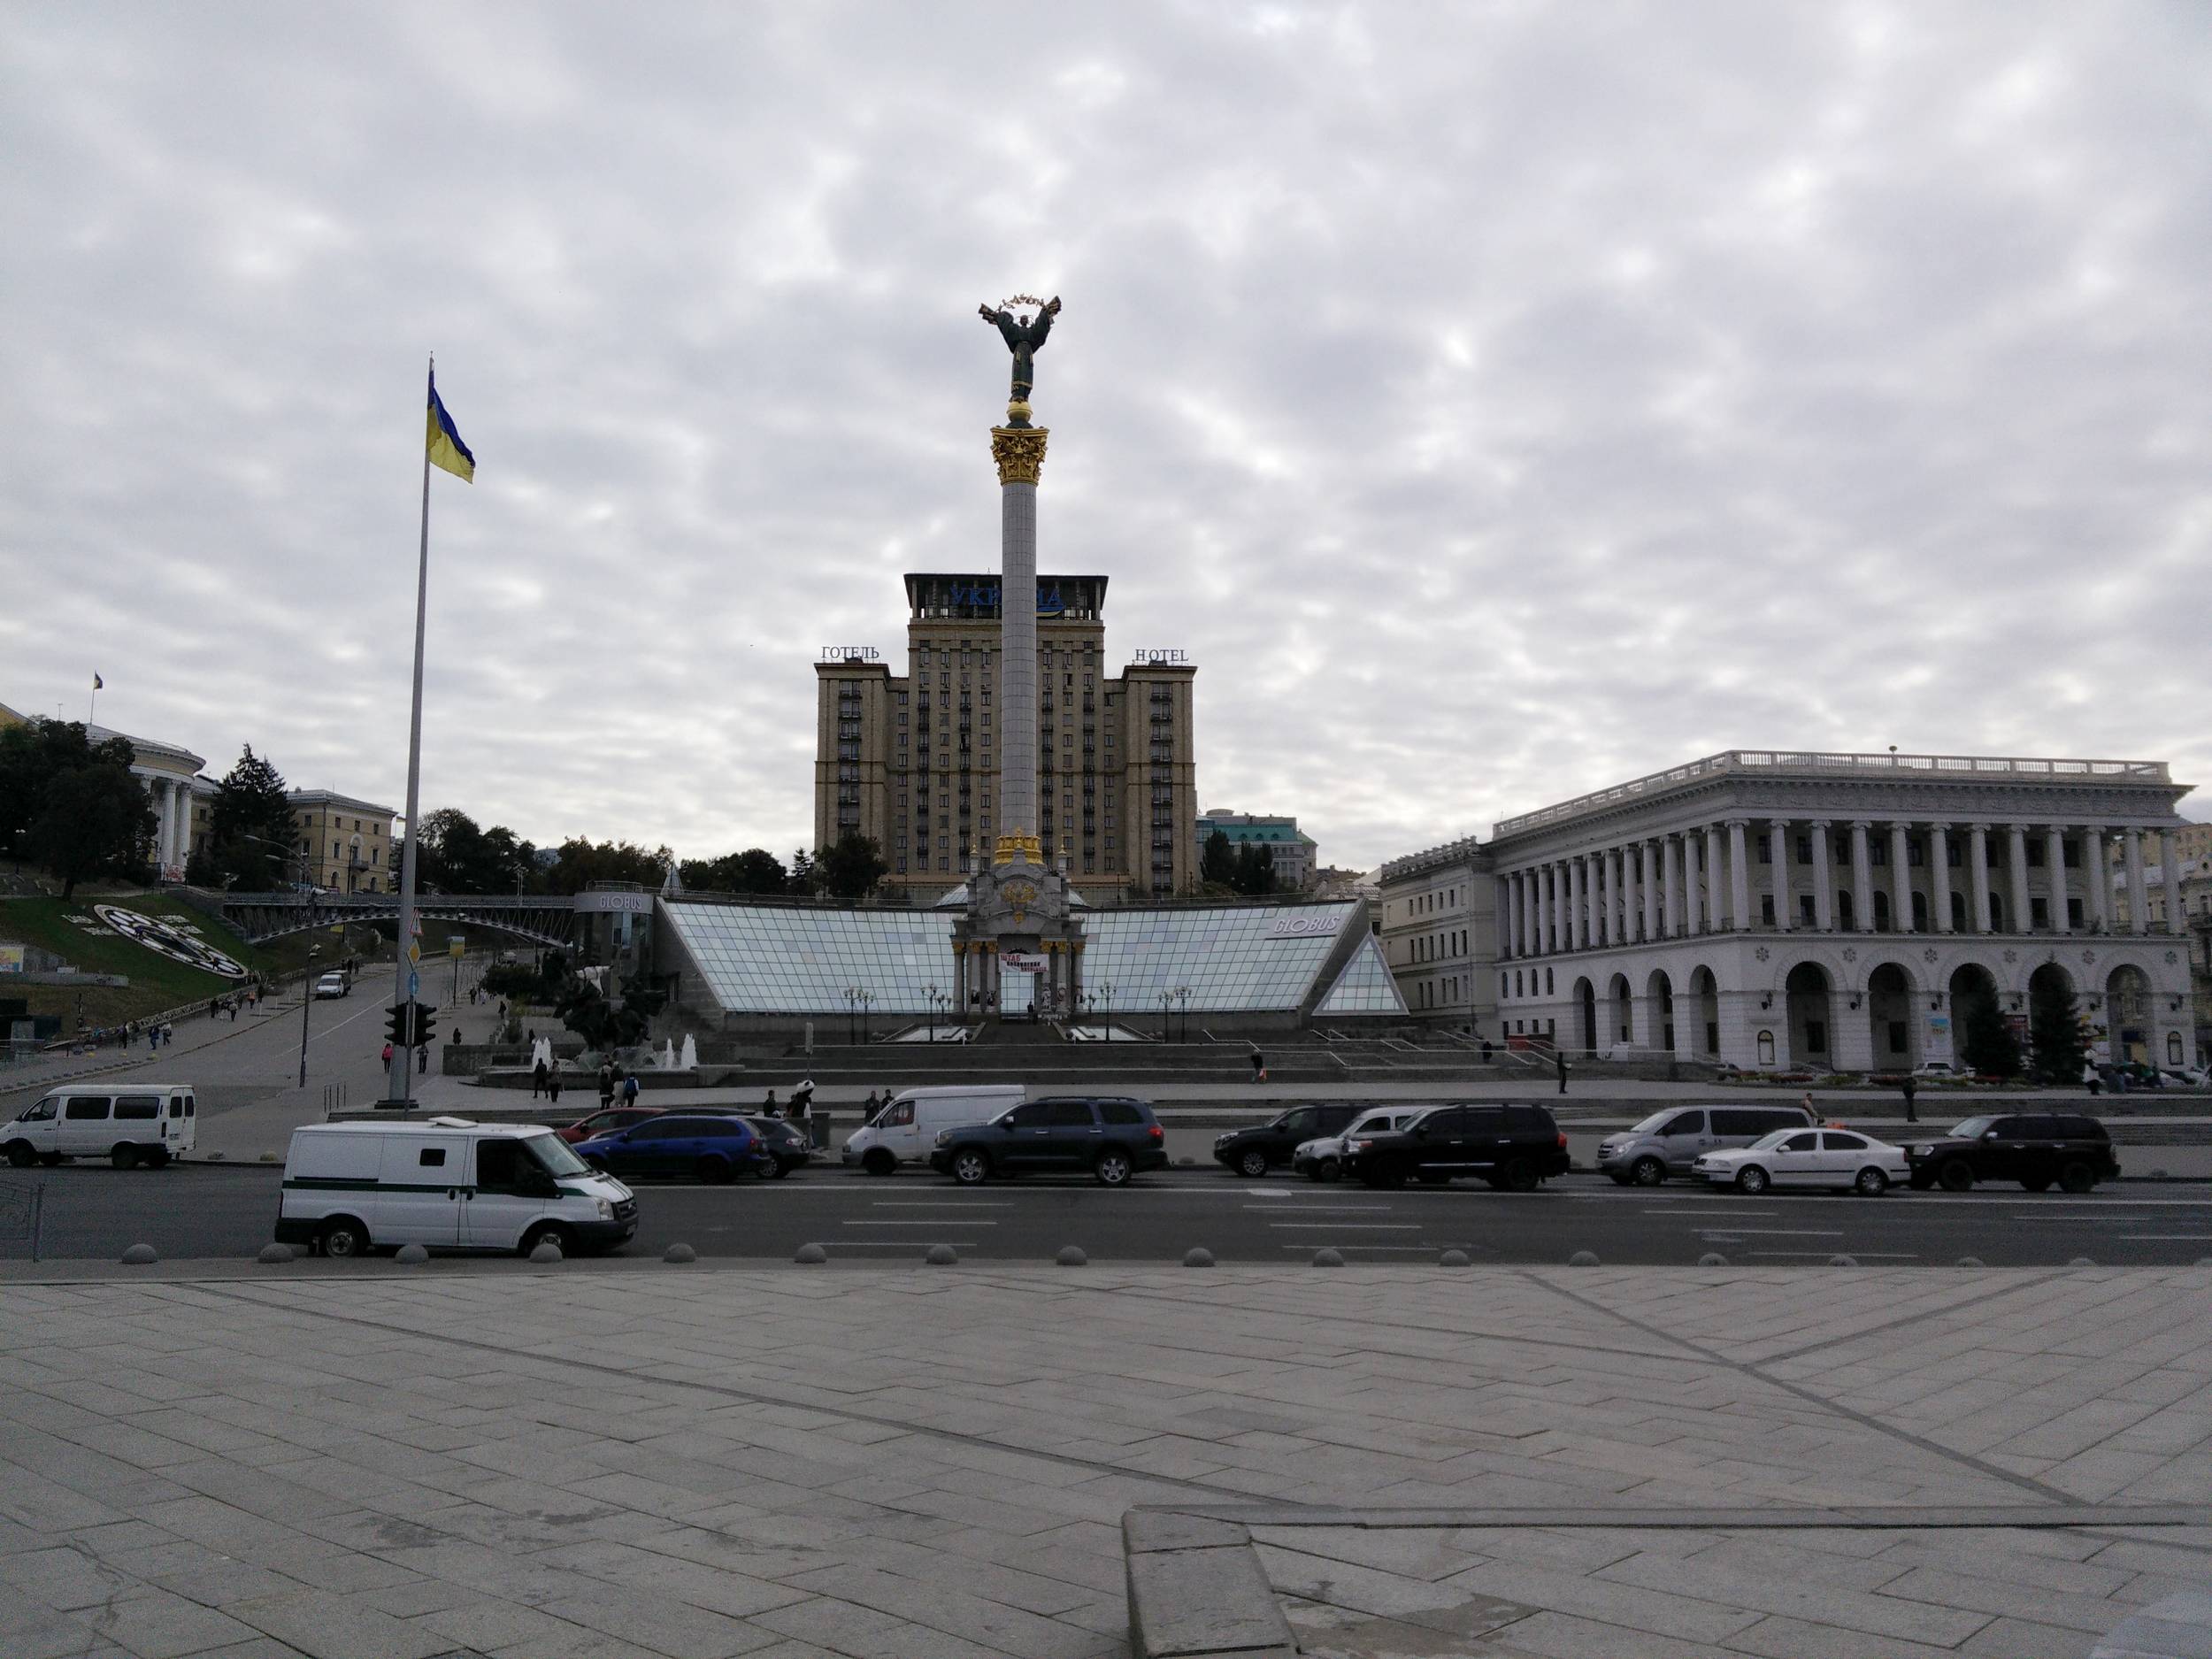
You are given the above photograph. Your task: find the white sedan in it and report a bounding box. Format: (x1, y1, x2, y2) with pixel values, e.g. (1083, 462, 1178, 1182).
(1693, 1128, 1909, 1195)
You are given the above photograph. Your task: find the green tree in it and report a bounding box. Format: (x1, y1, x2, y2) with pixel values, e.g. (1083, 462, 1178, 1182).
(206, 747, 296, 888)
(680, 848, 788, 895)
(1229, 841, 1278, 896)
(541, 838, 673, 895)
(414, 809, 535, 893)
(0, 718, 139, 867)
(815, 832, 888, 899)
(788, 848, 818, 894)
(1958, 991, 2023, 1078)
(34, 762, 157, 897)
(2028, 981, 2089, 1085)
(1200, 829, 1234, 887)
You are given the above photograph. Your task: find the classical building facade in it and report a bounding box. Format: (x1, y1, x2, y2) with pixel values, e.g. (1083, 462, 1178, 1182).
(1195, 808, 1320, 889)
(288, 791, 398, 893)
(1382, 749, 2200, 1072)
(812, 575, 1199, 904)
(1376, 835, 1489, 1026)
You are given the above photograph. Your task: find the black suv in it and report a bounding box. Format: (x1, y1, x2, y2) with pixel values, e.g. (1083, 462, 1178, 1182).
(929, 1095, 1168, 1187)
(1214, 1102, 1363, 1178)
(1906, 1114, 2120, 1193)
(1343, 1103, 1571, 1191)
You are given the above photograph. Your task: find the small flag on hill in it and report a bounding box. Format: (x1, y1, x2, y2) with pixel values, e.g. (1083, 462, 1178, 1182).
(426, 370, 475, 482)
(93, 672, 103, 690)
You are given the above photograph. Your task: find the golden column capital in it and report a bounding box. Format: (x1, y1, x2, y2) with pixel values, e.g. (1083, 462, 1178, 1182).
(990, 425, 1049, 486)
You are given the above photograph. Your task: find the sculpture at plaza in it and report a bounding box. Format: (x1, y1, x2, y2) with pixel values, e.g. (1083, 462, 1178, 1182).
(978, 295, 1062, 416)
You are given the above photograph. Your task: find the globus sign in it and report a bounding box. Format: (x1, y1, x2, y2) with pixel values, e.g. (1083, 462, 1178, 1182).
(1265, 913, 1339, 941)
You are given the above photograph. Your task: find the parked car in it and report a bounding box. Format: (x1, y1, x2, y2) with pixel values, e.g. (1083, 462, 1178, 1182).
(1905, 1114, 2120, 1193)
(557, 1106, 664, 1145)
(577, 1114, 773, 1183)
(312, 971, 349, 1000)
(929, 1095, 1167, 1187)
(1910, 1061, 1960, 1079)
(1693, 1127, 1910, 1194)
(1214, 1102, 1363, 1178)
(746, 1115, 813, 1179)
(275, 1118, 635, 1257)
(1342, 1103, 1570, 1191)
(2, 1083, 196, 1169)
(1595, 1103, 1817, 1187)
(843, 1085, 1027, 1175)
(1294, 1107, 1424, 1182)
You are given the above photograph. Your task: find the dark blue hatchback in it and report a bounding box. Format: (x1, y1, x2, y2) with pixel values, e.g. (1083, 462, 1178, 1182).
(576, 1114, 772, 1184)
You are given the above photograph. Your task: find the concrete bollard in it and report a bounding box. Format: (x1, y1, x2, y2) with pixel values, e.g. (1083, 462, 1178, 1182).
(2068, 1256, 2095, 1268)
(1955, 1256, 1986, 1268)
(257, 1243, 295, 1265)
(1567, 1250, 1600, 1267)
(794, 1243, 829, 1264)
(1438, 1248, 1471, 1267)
(528, 1241, 564, 1264)
(1183, 1247, 1216, 1268)
(663, 1243, 697, 1263)
(120, 1243, 157, 1265)
(1698, 1252, 1729, 1267)
(394, 1244, 429, 1264)
(1056, 1245, 1087, 1267)
(1310, 1248, 1345, 1268)
(1829, 1254, 1858, 1267)
(925, 1243, 959, 1266)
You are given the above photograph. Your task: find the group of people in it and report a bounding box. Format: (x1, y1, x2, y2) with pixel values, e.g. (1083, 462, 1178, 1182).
(758, 1079, 815, 1121)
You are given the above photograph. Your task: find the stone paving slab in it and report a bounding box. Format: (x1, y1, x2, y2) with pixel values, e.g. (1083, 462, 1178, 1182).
(0, 1263, 2207, 1657)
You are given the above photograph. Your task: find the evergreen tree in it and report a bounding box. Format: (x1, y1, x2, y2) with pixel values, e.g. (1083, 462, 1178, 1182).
(207, 747, 296, 888)
(680, 849, 787, 894)
(34, 762, 157, 897)
(1200, 829, 1234, 887)
(1958, 992, 2023, 1078)
(2028, 983, 2089, 1085)
(788, 848, 818, 894)
(0, 718, 138, 867)
(816, 832, 888, 899)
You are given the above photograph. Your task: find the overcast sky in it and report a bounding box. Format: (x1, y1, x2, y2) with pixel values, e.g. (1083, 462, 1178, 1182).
(4, 2, 2208, 872)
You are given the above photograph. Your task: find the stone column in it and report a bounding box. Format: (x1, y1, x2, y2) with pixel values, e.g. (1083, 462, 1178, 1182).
(1727, 820, 1750, 932)
(1499, 877, 1517, 959)
(1931, 823, 1954, 933)
(2124, 830, 2148, 933)
(1569, 857, 1586, 952)
(1663, 837, 1682, 938)
(2162, 833, 2185, 936)
(2006, 825, 2032, 933)
(1532, 866, 1548, 955)
(1684, 834, 1704, 937)
(989, 424, 1048, 851)
(1810, 820, 1835, 930)
(2083, 829, 2109, 933)
(1641, 841, 1660, 942)
(1769, 819, 1792, 931)
(1582, 853, 1598, 948)
(1890, 823, 1912, 933)
(1705, 824, 1725, 931)
(2045, 826, 2072, 934)
(1848, 821, 1873, 932)
(1969, 823, 1993, 933)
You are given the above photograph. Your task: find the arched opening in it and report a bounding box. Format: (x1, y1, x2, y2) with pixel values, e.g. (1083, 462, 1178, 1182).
(1575, 978, 1596, 1056)
(1786, 962, 1832, 1067)
(1756, 1028, 1777, 1065)
(1866, 962, 1915, 1069)
(1607, 972, 1632, 1048)
(1950, 963, 2016, 1077)
(1647, 969, 1674, 1053)
(1688, 966, 1719, 1056)
(2027, 962, 2082, 1082)
(2107, 964, 2152, 1064)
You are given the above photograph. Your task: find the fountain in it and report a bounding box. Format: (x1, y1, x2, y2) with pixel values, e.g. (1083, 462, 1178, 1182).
(658, 1039, 677, 1071)
(531, 1036, 555, 1074)
(679, 1033, 697, 1071)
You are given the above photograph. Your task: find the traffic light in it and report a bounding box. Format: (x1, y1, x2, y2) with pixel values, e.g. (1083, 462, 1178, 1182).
(385, 1004, 411, 1048)
(413, 1004, 437, 1048)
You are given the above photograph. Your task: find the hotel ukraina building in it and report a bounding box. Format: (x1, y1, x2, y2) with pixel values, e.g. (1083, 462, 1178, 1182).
(812, 572, 1198, 904)
(1381, 749, 2200, 1073)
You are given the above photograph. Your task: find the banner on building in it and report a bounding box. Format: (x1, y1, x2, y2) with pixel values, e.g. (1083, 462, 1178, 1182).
(999, 951, 1047, 974)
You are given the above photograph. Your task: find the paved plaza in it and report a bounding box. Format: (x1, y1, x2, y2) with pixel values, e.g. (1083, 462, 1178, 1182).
(1, 1260, 2208, 1657)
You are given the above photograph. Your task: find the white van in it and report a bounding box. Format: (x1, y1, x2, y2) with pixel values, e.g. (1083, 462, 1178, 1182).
(276, 1118, 637, 1258)
(842, 1085, 1025, 1175)
(3, 1083, 196, 1169)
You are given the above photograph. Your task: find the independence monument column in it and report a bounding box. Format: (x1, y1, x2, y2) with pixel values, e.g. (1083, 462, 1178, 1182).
(956, 295, 1080, 1020)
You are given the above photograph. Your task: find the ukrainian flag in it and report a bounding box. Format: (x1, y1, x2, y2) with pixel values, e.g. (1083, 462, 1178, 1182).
(426, 371, 475, 482)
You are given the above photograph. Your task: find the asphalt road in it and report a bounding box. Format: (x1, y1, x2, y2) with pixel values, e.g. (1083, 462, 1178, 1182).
(8, 1161, 2212, 1266)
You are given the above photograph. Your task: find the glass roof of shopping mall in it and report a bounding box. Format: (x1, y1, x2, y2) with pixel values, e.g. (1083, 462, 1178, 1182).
(660, 899, 1402, 1018)
(1315, 936, 1408, 1016)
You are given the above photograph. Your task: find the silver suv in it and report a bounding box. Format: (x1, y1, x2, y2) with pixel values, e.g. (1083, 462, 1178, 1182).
(1597, 1103, 1816, 1187)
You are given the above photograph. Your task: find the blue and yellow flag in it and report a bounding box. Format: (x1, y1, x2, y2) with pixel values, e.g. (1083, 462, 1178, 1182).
(426, 371, 475, 482)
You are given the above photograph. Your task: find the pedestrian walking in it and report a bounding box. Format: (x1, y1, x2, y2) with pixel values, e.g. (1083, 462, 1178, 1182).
(547, 1066, 562, 1105)
(762, 1087, 779, 1116)
(621, 1071, 640, 1106)
(597, 1061, 616, 1109)
(1801, 1090, 1816, 1115)
(381, 1041, 393, 1068)
(161, 1022, 173, 1048)
(1900, 1073, 1918, 1125)
(416, 1042, 428, 1074)
(790, 1078, 815, 1122)
(532, 1056, 548, 1099)
(1481, 1038, 1494, 1064)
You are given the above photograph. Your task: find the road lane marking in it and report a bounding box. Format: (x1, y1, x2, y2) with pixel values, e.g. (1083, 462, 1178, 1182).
(1275, 1243, 1439, 1253)
(1266, 1222, 1420, 1230)
(2116, 1234, 2212, 1240)
(825, 1240, 981, 1248)
(1698, 1229, 1844, 1237)
(1645, 1209, 1778, 1217)
(869, 1201, 1014, 1207)
(842, 1219, 999, 1227)
(1241, 1205, 1396, 1213)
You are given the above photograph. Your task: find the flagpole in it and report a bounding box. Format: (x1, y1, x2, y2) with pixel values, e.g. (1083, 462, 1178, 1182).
(389, 357, 435, 1106)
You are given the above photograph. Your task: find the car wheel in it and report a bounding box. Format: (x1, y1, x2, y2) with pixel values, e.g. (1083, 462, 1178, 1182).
(862, 1148, 896, 1177)
(951, 1149, 990, 1186)
(520, 1223, 573, 1258)
(1315, 1156, 1340, 1184)
(1631, 1156, 1666, 1187)
(3, 1142, 33, 1170)
(767, 1157, 792, 1180)
(111, 1145, 138, 1171)
(2020, 1176, 2051, 1193)
(1502, 1158, 1539, 1193)
(1938, 1160, 1975, 1193)
(1736, 1165, 1770, 1194)
(1094, 1149, 1133, 1187)
(319, 1217, 369, 1258)
(2057, 1161, 2095, 1194)
(1854, 1166, 1889, 1196)
(1237, 1148, 1268, 1179)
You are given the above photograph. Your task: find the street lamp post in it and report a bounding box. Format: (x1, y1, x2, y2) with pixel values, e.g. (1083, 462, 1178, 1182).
(1097, 979, 1115, 1041)
(926, 982, 939, 1044)
(1176, 986, 1191, 1043)
(1160, 989, 1171, 1041)
(845, 987, 859, 1048)
(299, 943, 320, 1087)
(860, 988, 875, 1043)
